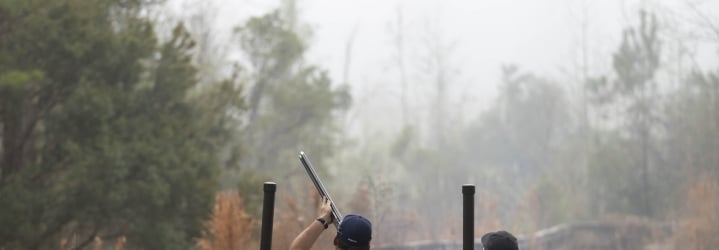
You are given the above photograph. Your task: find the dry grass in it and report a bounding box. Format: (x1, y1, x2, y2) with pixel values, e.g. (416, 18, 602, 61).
(673, 174, 719, 250)
(196, 191, 257, 250)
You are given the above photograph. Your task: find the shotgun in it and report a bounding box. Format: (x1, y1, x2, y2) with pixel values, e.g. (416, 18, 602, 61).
(298, 151, 343, 228)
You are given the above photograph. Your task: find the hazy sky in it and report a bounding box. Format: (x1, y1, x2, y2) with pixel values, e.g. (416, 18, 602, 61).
(169, 0, 719, 135)
(297, 0, 627, 130)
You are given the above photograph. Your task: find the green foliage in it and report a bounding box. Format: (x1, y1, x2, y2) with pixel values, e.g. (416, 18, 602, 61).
(612, 11, 661, 96)
(666, 71, 719, 173)
(464, 65, 568, 175)
(460, 65, 570, 226)
(586, 11, 662, 217)
(0, 1, 241, 248)
(0, 70, 44, 90)
(585, 131, 643, 214)
(233, 9, 351, 180)
(663, 70, 719, 202)
(236, 170, 268, 217)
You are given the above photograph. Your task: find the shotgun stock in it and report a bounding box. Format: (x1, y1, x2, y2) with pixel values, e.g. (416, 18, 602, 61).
(298, 151, 343, 228)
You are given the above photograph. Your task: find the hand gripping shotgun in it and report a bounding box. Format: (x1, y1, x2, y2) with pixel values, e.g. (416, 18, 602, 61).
(298, 151, 343, 228)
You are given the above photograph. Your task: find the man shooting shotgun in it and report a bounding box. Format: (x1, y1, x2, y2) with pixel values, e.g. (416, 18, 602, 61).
(290, 152, 373, 250)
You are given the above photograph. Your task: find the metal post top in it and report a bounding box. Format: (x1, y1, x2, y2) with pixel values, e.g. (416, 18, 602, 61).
(264, 182, 277, 192)
(462, 184, 475, 194)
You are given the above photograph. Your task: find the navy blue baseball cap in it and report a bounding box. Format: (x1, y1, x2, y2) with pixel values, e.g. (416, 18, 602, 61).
(481, 230, 518, 250)
(337, 214, 372, 247)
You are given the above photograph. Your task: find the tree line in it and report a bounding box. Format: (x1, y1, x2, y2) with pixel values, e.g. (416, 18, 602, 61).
(1, 0, 718, 248)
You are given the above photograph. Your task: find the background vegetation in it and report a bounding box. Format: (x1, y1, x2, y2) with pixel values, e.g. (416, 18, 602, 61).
(1, 0, 718, 249)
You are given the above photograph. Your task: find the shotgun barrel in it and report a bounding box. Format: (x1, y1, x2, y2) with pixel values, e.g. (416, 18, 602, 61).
(299, 151, 343, 228)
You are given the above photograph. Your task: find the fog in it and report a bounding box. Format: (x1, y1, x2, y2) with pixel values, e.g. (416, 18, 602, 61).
(2, 0, 719, 249)
(170, 0, 719, 131)
(172, 0, 719, 247)
(144, 0, 719, 246)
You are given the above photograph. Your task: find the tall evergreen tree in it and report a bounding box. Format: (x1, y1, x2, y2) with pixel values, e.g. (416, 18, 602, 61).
(232, 6, 351, 184)
(0, 0, 242, 248)
(586, 11, 661, 217)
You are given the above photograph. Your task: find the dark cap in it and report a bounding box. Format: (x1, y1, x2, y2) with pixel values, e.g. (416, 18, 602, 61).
(337, 214, 372, 247)
(481, 230, 518, 250)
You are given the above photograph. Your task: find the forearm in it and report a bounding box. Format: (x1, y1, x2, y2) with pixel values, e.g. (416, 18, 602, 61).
(289, 220, 326, 250)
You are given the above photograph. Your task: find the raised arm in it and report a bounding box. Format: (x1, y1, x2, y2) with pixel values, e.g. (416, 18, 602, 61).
(289, 198, 334, 250)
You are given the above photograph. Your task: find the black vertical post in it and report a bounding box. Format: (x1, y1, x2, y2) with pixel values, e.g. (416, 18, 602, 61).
(463, 184, 475, 250)
(260, 182, 276, 250)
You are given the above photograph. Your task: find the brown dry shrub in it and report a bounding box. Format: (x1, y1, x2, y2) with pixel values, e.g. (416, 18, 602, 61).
(271, 195, 308, 249)
(93, 237, 102, 250)
(673, 175, 719, 250)
(59, 236, 125, 250)
(114, 236, 126, 250)
(58, 235, 76, 250)
(197, 191, 257, 250)
(272, 187, 341, 250)
(475, 194, 503, 235)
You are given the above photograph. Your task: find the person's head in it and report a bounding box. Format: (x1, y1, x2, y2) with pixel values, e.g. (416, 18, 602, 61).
(481, 230, 518, 250)
(334, 214, 372, 250)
